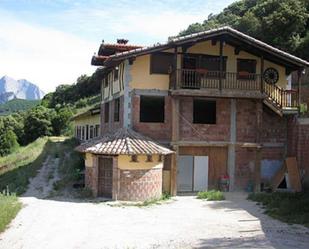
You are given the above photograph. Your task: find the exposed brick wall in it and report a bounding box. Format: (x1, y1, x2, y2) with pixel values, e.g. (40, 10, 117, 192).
(236, 100, 258, 142)
(179, 97, 230, 141)
(235, 147, 255, 190)
(132, 94, 172, 141)
(118, 168, 162, 201)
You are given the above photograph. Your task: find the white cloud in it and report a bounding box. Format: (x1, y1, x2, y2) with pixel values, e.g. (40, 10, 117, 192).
(0, 13, 97, 93)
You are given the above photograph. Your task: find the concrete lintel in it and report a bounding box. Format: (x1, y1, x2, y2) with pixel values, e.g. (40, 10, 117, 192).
(133, 89, 169, 96)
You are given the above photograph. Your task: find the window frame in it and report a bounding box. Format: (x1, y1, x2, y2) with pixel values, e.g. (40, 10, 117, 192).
(114, 67, 119, 81)
(237, 59, 257, 80)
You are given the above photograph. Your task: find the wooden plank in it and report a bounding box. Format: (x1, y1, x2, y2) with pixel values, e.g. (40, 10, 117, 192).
(285, 157, 302, 192)
(271, 163, 286, 190)
(170, 148, 178, 196)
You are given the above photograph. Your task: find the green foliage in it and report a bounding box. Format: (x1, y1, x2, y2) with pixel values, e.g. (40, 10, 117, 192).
(0, 118, 19, 156)
(0, 99, 40, 116)
(51, 107, 73, 136)
(0, 193, 22, 233)
(197, 190, 225, 201)
(248, 192, 309, 227)
(180, 0, 309, 59)
(23, 106, 55, 144)
(0, 137, 50, 195)
(42, 69, 102, 108)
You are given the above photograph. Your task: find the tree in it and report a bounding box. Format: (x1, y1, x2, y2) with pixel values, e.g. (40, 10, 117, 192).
(23, 106, 55, 143)
(51, 107, 73, 136)
(0, 118, 18, 156)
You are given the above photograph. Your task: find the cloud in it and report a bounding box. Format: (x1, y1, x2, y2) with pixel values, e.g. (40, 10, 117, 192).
(0, 12, 97, 93)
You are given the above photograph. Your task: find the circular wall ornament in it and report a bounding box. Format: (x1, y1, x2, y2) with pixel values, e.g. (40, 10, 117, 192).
(263, 67, 279, 84)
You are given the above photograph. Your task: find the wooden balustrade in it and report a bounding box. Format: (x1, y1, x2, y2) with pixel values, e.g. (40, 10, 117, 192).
(169, 68, 299, 109)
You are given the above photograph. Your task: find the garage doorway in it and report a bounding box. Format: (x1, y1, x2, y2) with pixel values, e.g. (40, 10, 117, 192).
(177, 155, 208, 192)
(98, 157, 113, 198)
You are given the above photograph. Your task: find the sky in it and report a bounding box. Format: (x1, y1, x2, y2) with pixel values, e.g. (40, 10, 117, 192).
(0, 0, 236, 93)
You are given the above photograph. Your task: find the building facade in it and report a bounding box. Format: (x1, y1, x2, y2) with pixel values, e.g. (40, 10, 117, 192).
(78, 27, 309, 200)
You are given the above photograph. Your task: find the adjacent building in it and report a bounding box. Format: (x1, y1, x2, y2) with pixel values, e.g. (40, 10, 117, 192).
(76, 27, 309, 201)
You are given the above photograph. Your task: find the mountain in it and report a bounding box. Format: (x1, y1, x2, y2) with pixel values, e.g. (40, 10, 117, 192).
(0, 76, 45, 104)
(0, 99, 40, 116)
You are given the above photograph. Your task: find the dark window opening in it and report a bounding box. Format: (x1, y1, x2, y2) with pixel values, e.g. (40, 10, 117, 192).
(158, 155, 163, 162)
(193, 99, 216, 124)
(140, 96, 165, 123)
(86, 125, 89, 140)
(103, 77, 108, 88)
(114, 98, 120, 122)
(146, 155, 153, 162)
(114, 68, 119, 81)
(131, 155, 138, 162)
(90, 126, 94, 139)
(104, 102, 109, 123)
(237, 59, 256, 80)
(150, 52, 173, 74)
(95, 125, 100, 137)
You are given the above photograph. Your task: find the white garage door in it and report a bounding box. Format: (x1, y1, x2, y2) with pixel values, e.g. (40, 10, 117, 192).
(193, 156, 209, 191)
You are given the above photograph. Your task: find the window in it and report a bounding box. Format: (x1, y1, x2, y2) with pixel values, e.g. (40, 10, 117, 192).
(237, 59, 256, 80)
(131, 155, 138, 162)
(103, 77, 108, 88)
(104, 102, 109, 123)
(158, 155, 163, 162)
(193, 99, 216, 124)
(114, 98, 120, 122)
(86, 125, 89, 140)
(89, 126, 94, 139)
(114, 68, 119, 81)
(95, 125, 100, 137)
(146, 155, 153, 162)
(150, 52, 174, 74)
(140, 96, 165, 123)
(81, 126, 85, 140)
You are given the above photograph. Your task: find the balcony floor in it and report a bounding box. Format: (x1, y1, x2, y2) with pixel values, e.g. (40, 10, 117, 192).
(170, 88, 265, 99)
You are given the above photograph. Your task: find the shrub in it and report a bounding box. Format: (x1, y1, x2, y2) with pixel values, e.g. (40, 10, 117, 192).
(0, 193, 22, 232)
(197, 190, 225, 201)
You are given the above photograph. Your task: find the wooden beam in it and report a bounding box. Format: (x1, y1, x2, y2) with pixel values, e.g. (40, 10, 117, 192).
(298, 69, 302, 108)
(170, 147, 178, 196)
(219, 40, 223, 91)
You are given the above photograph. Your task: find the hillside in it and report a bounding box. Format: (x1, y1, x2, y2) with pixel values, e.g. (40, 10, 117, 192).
(0, 76, 45, 104)
(179, 0, 309, 60)
(0, 99, 40, 116)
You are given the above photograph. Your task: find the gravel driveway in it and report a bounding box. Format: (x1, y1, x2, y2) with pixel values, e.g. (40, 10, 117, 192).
(1, 156, 309, 249)
(1, 193, 309, 249)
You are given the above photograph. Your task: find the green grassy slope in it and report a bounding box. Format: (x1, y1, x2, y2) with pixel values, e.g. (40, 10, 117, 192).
(0, 99, 40, 116)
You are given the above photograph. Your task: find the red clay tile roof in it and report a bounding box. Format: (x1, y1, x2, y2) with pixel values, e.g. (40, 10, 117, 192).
(75, 128, 174, 155)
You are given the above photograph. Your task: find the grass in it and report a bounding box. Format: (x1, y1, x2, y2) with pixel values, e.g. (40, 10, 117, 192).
(197, 190, 225, 201)
(0, 137, 57, 195)
(51, 138, 84, 196)
(108, 192, 172, 207)
(248, 192, 309, 227)
(0, 193, 22, 233)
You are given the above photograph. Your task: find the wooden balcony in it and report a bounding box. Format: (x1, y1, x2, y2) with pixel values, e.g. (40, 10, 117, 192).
(169, 69, 299, 112)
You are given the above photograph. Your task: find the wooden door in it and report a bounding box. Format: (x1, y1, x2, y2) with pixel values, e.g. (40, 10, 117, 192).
(98, 157, 113, 198)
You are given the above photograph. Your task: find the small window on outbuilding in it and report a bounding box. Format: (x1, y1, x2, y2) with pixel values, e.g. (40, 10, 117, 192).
(158, 155, 163, 162)
(103, 77, 109, 88)
(131, 155, 138, 162)
(140, 96, 165, 123)
(146, 155, 153, 162)
(95, 124, 100, 137)
(150, 52, 174, 74)
(104, 102, 109, 123)
(237, 59, 256, 80)
(114, 98, 120, 122)
(193, 99, 216, 124)
(89, 125, 94, 139)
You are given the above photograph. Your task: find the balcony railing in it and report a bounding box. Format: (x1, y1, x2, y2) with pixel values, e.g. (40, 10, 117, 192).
(169, 69, 298, 109)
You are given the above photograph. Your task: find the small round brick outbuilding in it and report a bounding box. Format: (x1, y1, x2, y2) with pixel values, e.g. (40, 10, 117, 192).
(76, 128, 174, 201)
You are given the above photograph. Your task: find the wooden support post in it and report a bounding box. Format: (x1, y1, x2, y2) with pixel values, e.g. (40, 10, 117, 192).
(219, 40, 223, 91)
(297, 69, 302, 109)
(260, 56, 264, 93)
(170, 148, 178, 196)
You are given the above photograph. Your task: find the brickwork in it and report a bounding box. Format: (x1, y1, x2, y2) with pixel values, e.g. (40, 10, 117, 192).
(118, 168, 162, 201)
(132, 94, 172, 141)
(179, 97, 230, 141)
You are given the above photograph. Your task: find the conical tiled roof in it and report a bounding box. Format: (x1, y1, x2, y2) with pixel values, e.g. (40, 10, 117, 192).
(75, 128, 174, 155)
